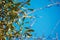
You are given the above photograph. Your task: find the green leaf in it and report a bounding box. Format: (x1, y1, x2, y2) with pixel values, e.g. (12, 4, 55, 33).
(28, 8, 34, 11)
(26, 33, 32, 37)
(26, 29, 34, 32)
(27, 3, 30, 5)
(25, 27, 30, 29)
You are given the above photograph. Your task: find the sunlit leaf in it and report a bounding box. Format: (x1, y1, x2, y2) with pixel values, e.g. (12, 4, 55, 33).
(0, 0, 34, 40)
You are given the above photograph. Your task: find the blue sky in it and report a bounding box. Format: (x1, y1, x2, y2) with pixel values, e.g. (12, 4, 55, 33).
(14, 0, 60, 40)
(28, 0, 60, 39)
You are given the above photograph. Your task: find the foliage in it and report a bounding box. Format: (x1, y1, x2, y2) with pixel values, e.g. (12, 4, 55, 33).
(0, 0, 34, 40)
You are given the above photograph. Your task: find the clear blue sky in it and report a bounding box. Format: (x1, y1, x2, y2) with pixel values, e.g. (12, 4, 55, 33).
(29, 0, 60, 39)
(14, 0, 60, 40)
